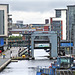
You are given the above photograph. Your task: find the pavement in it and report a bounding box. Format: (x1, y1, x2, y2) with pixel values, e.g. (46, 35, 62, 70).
(0, 47, 20, 71)
(0, 58, 10, 67)
(0, 48, 11, 71)
(0, 47, 19, 59)
(10, 47, 19, 58)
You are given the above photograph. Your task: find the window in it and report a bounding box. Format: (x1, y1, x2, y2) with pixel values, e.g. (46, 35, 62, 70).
(74, 14, 75, 24)
(0, 10, 4, 35)
(60, 58, 70, 63)
(56, 10, 61, 18)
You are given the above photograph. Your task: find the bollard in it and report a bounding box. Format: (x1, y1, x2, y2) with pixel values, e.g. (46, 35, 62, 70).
(22, 55, 26, 58)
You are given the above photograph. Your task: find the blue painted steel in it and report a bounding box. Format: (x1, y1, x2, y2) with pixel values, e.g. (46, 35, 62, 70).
(36, 68, 54, 75)
(49, 67, 54, 75)
(56, 57, 73, 69)
(36, 72, 41, 75)
(36, 57, 74, 75)
(60, 43, 73, 47)
(0, 38, 4, 46)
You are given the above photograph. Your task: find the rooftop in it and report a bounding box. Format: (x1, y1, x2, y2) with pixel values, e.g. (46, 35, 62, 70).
(10, 29, 36, 32)
(0, 4, 9, 13)
(67, 5, 75, 7)
(30, 24, 45, 25)
(55, 9, 67, 11)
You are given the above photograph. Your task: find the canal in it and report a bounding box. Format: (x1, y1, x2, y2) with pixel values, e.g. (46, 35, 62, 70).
(0, 49, 54, 75)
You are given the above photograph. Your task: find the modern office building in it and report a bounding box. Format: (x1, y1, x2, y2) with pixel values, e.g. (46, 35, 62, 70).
(0, 4, 9, 37)
(8, 15, 12, 36)
(16, 21, 23, 28)
(0, 4, 9, 51)
(30, 24, 50, 31)
(30, 24, 45, 29)
(67, 5, 75, 40)
(50, 9, 67, 40)
(72, 24, 75, 54)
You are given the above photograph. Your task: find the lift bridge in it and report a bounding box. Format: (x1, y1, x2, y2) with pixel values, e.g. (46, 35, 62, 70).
(31, 31, 57, 59)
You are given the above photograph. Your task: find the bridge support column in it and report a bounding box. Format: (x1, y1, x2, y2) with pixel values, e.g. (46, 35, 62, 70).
(48, 34, 57, 57)
(31, 36, 35, 59)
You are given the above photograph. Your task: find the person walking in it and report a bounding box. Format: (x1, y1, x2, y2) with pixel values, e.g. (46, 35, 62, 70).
(3, 54, 5, 59)
(10, 51, 12, 58)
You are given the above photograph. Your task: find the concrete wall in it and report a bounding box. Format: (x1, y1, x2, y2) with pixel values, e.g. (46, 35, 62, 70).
(50, 9, 67, 40)
(61, 10, 66, 40)
(0, 4, 9, 37)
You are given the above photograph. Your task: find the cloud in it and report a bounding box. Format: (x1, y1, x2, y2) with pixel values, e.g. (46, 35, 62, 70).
(0, 0, 75, 24)
(0, 0, 75, 12)
(10, 11, 54, 24)
(9, 1, 55, 12)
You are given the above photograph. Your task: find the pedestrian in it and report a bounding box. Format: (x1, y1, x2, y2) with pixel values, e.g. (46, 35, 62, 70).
(3, 54, 5, 59)
(10, 53, 12, 58)
(10, 51, 12, 58)
(10, 51, 12, 54)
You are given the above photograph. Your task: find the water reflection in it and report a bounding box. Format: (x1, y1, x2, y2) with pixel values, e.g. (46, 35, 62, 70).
(0, 49, 54, 75)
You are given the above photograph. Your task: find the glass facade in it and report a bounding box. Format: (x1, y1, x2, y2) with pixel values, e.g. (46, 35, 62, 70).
(0, 10, 4, 35)
(51, 21, 62, 39)
(67, 6, 75, 40)
(56, 10, 61, 18)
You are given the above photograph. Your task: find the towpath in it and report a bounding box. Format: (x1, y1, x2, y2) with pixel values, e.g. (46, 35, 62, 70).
(0, 47, 19, 71)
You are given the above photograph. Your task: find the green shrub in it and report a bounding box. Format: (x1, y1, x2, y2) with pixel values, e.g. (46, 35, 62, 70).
(8, 36, 22, 40)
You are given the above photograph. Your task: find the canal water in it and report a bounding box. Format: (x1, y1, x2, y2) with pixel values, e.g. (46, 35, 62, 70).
(0, 49, 54, 75)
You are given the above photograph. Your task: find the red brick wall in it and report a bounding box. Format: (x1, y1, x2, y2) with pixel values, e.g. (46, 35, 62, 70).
(36, 29, 43, 31)
(44, 26, 49, 31)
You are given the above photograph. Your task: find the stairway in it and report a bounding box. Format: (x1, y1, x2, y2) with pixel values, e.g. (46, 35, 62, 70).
(18, 47, 28, 57)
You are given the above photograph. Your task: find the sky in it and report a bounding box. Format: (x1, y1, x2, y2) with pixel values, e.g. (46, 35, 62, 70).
(0, 0, 75, 24)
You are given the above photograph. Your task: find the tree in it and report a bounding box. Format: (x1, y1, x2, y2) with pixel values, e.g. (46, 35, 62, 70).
(8, 36, 22, 40)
